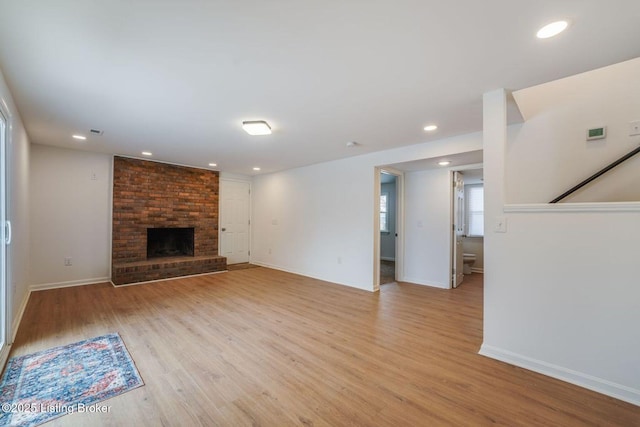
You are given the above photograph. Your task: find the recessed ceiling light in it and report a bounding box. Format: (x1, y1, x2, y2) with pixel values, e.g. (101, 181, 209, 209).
(242, 120, 272, 136)
(253, 167, 261, 171)
(536, 20, 569, 39)
(72, 135, 87, 140)
(423, 125, 438, 132)
(438, 161, 451, 166)
(142, 151, 152, 156)
(208, 163, 217, 167)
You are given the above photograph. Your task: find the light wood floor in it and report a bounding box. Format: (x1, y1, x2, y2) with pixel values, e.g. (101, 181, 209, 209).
(9, 269, 640, 426)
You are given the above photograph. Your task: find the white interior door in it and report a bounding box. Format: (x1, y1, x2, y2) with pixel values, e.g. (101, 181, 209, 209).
(452, 171, 464, 288)
(220, 180, 250, 265)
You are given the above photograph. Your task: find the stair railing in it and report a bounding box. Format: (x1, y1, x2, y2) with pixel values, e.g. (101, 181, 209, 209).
(549, 145, 640, 203)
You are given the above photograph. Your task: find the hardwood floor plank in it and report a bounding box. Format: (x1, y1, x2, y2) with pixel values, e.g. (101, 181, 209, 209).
(5, 269, 639, 426)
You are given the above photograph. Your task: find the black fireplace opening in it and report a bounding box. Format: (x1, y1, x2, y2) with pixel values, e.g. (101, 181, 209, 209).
(147, 227, 195, 258)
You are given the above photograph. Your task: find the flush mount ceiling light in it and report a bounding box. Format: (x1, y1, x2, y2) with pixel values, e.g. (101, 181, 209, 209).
(253, 167, 261, 171)
(141, 151, 152, 156)
(242, 120, 272, 136)
(536, 20, 569, 39)
(423, 125, 438, 132)
(72, 135, 87, 140)
(438, 161, 451, 166)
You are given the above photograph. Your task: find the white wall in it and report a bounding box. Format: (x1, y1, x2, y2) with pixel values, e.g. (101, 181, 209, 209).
(379, 181, 396, 260)
(508, 57, 640, 203)
(0, 68, 30, 342)
(29, 145, 112, 288)
(482, 62, 640, 407)
(403, 169, 451, 288)
(251, 132, 482, 291)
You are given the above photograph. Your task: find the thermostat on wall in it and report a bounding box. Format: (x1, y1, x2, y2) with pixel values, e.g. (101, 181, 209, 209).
(587, 126, 606, 140)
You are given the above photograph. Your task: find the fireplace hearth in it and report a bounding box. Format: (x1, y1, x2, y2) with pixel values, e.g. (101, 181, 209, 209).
(147, 227, 194, 259)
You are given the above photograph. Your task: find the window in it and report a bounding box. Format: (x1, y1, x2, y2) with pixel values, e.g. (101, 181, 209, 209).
(465, 184, 484, 237)
(380, 192, 389, 233)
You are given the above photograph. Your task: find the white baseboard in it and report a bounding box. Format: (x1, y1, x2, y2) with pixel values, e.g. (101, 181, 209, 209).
(401, 276, 448, 289)
(11, 288, 31, 343)
(479, 344, 640, 407)
(251, 261, 374, 292)
(470, 267, 484, 273)
(0, 344, 10, 372)
(29, 276, 111, 292)
(380, 257, 396, 262)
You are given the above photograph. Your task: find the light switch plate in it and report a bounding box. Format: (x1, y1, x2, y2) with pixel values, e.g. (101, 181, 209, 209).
(494, 217, 507, 233)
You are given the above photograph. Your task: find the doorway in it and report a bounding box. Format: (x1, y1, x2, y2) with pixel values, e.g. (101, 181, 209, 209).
(451, 167, 484, 288)
(374, 167, 404, 291)
(451, 171, 465, 288)
(380, 172, 397, 285)
(219, 179, 251, 265)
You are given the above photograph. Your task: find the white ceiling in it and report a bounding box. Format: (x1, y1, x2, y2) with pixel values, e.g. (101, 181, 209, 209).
(1, 1, 639, 175)
(387, 149, 483, 172)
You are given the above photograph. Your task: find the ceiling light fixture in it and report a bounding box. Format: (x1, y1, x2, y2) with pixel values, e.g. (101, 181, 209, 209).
(142, 151, 152, 156)
(536, 20, 569, 39)
(253, 167, 261, 171)
(438, 161, 451, 166)
(72, 135, 87, 140)
(423, 125, 438, 132)
(208, 163, 217, 167)
(242, 120, 272, 136)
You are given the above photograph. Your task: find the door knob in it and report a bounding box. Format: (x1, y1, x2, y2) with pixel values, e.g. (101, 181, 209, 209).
(221, 228, 226, 231)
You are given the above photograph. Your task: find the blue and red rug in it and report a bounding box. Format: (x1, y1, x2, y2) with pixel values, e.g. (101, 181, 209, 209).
(0, 333, 143, 427)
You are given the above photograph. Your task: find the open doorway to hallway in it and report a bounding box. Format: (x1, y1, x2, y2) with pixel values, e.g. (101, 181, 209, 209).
(375, 150, 482, 290)
(380, 172, 397, 285)
(374, 168, 404, 291)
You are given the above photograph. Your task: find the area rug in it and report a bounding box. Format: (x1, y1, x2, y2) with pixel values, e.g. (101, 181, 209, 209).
(0, 333, 143, 427)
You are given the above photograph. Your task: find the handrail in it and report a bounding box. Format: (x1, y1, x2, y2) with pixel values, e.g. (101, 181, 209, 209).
(549, 145, 640, 203)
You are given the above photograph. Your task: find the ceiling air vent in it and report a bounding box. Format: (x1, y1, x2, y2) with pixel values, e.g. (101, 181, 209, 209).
(90, 129, 103, 135)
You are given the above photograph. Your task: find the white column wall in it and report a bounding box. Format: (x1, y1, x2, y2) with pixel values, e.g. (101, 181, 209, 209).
(481, 88, 640, 406)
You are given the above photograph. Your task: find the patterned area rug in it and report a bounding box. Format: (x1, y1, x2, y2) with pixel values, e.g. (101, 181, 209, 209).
(0, 333, 143, 427)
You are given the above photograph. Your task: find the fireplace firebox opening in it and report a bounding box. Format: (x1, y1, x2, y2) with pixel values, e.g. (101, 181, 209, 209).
(147, 227, 195, 259)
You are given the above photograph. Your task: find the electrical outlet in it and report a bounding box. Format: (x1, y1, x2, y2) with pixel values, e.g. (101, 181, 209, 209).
(64, 257, 72, 266)
(630, 120, 640, 136)
(90, 171, 97, 181)
(337, 256, 342, 265)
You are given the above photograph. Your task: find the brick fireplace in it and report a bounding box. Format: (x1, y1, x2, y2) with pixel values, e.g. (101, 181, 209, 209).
(112, 156, 226, 285)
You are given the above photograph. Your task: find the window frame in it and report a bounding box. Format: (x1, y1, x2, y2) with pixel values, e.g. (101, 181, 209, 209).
(465, 183, 484, 237)
(380, 192, 390, 234)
